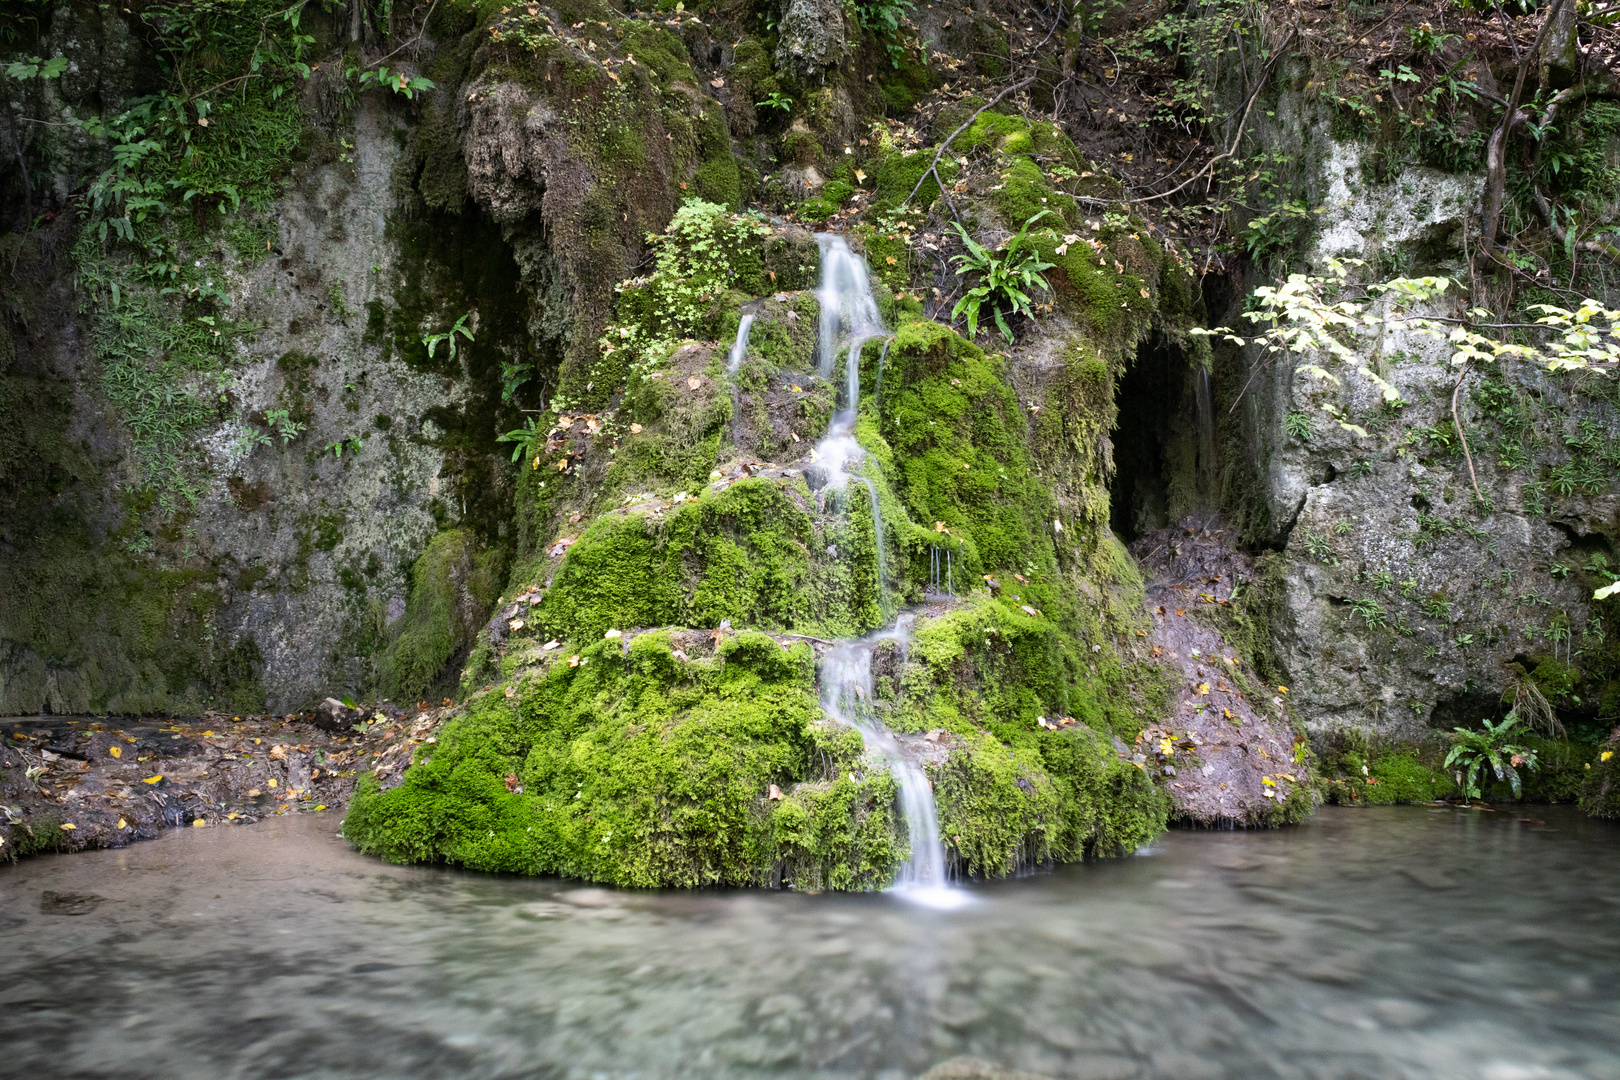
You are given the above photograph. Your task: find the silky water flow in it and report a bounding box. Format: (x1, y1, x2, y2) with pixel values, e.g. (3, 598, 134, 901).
(804, 234, 964, 907)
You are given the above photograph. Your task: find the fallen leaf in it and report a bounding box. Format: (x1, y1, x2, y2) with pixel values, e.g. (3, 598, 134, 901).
(630, 423, 643, 433)
(568, 655, 582, 667)
(509, 618, 525, 632)
(1140, 288, 1150, 298)
(108, 746, 121, 759)
(1020, 604, 1038, 616)
(505, 773, 524, 793)
(60, 822, 76, 831)
(269, 744, 287, 760)
(142, 775, 163, 784)
(117, 818, 128, 829)
(605, 628, 623, 639)
(1196, 682, 1211, 695)
(192, 818, 208, 828)
(768, 783, 783, 801)
(1277, 685, 1289, 694)
(687, 375, 701, 390)
(247, 788, 261, 797)
(505, 686, 517, 698)
(710, 77, 724, 87)
(268, 778, 278, 788)
(542, 639, 561, 651)
(885, 255, 897, 265)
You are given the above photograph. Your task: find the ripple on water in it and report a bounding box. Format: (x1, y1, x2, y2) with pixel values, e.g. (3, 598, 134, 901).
(0, 805, 1617, 1079)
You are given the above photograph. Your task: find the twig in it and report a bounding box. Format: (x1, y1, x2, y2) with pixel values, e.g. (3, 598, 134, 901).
(1451, 359, 1482, 501)
(902, 76, 1035, 210)
(1099, 27, 1298, 207)
(1480, 0, 1568, 258)
(365, 0, 442, 70)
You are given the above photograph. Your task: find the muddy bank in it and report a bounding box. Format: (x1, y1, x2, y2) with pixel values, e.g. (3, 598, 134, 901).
(0, 707, 451, 858)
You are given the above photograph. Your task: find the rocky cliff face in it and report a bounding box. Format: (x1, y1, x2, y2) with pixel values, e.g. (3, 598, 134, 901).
(6, 0, 1620, 874)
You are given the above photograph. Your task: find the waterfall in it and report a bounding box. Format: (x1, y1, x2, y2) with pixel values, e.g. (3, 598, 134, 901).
(726, 311, 756, 375)
(1194, 364, 1217, 501)
(819, 619, 964, 907)
(806, 233, 962, 905)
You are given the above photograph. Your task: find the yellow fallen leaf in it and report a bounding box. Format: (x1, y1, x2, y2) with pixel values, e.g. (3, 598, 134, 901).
(1603, 750, 1614, 762)
(60, 822, 76, 830)
(117, 818, 128, 829)
(885, 255, 897, 265)
(268, 778, 278, 788)
(1277, 685, 1289, 694)
(568, 655, 581, 667)
(192, 818, 208, 827)
(142, 775, 163, 784)
(791, 384, 803, 393)
(109, 746, 122, 759)
(1196, 682, 1211, 695)
(315, 804, 326, 811)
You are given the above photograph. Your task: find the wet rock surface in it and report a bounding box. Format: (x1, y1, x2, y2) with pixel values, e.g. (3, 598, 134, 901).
(1133, 520, 1314, 825)
(0, 706, 454, 858)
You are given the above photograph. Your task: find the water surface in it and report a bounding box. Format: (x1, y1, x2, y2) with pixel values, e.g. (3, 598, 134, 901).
(3, 806, 1617, 1079)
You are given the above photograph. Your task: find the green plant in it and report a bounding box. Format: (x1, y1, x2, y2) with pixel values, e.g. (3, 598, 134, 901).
(948, 212, 1057, 341)
(347, 64, 436, 100)
(854, 0, 917, 65)
(263, 408, 303, 444)
(1348, 458, 1374, 477)
(498, 417, 544, 464)
(1445, 716, 1539, 800)
(423, 313, 475, 361)
(756, 91, 794, 114)
(501, 361, 534, 403)
(1351, 597, 1387, 628)
(1284, 411, 1312, 440)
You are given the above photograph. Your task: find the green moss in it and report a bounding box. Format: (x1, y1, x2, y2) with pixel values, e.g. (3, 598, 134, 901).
(347, 630, 908, 887)
(694, 155, 742, 209)
(1579, 738, 1620, 816)
(381, 529, 501, 702)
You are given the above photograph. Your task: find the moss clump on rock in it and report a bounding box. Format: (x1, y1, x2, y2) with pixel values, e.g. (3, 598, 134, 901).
(346, 630, 905, 887)
(382, 530, 502, 702)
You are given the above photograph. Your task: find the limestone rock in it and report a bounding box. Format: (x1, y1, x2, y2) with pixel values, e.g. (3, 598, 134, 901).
(312, 698, 357, 734)
(773, 0, 847, 83)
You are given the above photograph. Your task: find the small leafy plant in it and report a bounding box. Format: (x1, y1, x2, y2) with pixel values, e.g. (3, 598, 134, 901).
(1445, 715, 1539, 800)
(423, 313, 475, 361)
(949, 212, 1056, 341)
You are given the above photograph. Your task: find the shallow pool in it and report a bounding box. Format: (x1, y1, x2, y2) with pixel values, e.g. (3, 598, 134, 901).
(2, 805, 1617, 1079)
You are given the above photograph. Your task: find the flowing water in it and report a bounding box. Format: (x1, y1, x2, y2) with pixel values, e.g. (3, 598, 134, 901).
(816, 617, 958, 907)
(805, 234, 948, 899)
(3, 806, 1618, 1079)
(727, 310, 757, 375)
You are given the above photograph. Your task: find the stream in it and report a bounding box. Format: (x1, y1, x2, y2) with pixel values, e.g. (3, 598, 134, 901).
(2, 806, 1617, 1078)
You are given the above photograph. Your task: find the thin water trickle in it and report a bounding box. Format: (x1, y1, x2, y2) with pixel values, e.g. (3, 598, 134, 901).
(726, 311, 756, 375)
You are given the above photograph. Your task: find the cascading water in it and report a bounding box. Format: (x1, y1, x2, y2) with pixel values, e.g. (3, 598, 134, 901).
(819, 620, 964, 907)
(807, 233, 963, 907)
(726, 310, 756, 375)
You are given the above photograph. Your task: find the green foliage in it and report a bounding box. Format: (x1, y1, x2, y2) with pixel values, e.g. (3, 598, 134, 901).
(854, 0, 917, 66)
(1445, 716, 1539, 801)
(949, 212, 1056, 341)
(347, 64, 437, 100)
(422, 313, 476, 361)
(1284, 411, 1312, 440)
